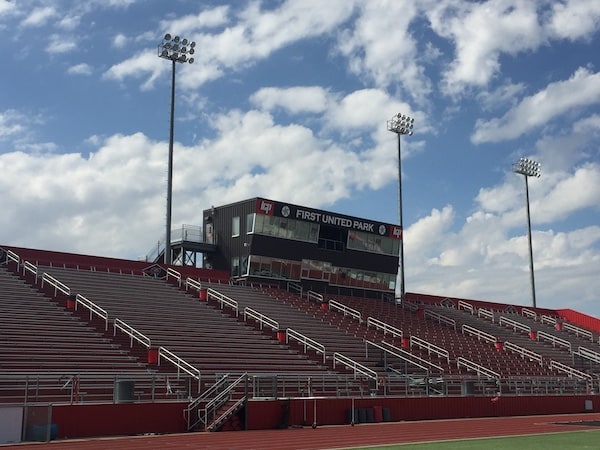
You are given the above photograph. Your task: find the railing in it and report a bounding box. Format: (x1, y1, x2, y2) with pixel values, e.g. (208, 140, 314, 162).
(457, 300, 474, 314)
(23, 261, 39, 282)
(366, 317, 402, 339)
(287, 282, 303, 296)
(424, 310, 456, 330)
(563, 322, 594, 341)
(503, 341, 543, 365)
(478, 308, 494, 322)
(41, 272, 70, 296)
(410, 336, 450, 364)
(5, 249, 19, 265)
(540, 315, 557, 326)
(382, 341, 445, 373)
(499, 316, 531, 334)
(202, 373, 247, 432)
(244, 307, 279, 331)
(307, 290, 323, 304)
(207, 288, 239, 316)
(185, 277, 202, 292)
(368, 341, 442, 373)
(185, 374, 228, 430)
(286, 328, 325, 363)
(76, 294, 109, 330)
(329, 299, 362, 323)
(333, 353, 378, 387)
(521, 308, 537, 320)
(578, 346, 600, 365)
(114, 318, 151, 348)
(536, 330, 571, 351)
(166, 267, 182, 287)
(549, 360, 593, 382)
(462, 325, 497, 344)
(158, 347, 201, 382)
(457, 357, 500, 379)
(0, 371, 200, 405)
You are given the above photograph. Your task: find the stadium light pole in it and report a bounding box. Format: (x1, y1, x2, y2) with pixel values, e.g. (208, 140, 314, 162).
(512, 157, 541, 308)
(387, 113, 414, 303)
(158, 33, 195, 265)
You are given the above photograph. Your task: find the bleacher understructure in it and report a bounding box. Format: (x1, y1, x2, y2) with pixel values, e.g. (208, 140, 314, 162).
(1, 245, 600, 441)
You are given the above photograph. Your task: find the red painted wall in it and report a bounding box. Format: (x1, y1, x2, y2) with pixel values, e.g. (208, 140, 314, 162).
(558, 309, 600, 334)
(247, 395, 599, 430)
(44, 395, 600, 437)
(51, 402, 187, 439)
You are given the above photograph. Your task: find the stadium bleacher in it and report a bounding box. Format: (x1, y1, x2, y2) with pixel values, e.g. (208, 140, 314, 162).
(1, 245, 599, 438)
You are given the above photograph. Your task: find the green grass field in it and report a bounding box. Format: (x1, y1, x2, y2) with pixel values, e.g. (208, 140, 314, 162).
(352, 429, 600, 449)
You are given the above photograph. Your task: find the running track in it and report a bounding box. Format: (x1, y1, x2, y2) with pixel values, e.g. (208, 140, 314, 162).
(5, 413, 600, 449)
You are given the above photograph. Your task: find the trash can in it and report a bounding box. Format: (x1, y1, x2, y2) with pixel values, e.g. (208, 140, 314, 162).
(114, 379, 135, 403)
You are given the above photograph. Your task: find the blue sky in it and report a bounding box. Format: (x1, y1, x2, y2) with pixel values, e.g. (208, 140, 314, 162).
(1, 1, 599, 316)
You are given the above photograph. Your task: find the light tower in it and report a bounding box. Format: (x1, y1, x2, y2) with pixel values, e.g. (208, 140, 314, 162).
(158, 33, 195, 265)
(512, 157, 541, 308)
(387, 113, 414, 302)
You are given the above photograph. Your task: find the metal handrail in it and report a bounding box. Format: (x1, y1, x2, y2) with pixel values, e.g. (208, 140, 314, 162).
(457, 300, 474, 314)
(114, 318, 151, 348)
(333, 353, 378, 387)
(244, 307, 279, 331)
(424, 309, 456, 330)
(578, 346, 600, 364)
(503, 341, 543, 365)
(166, 267, 182, 286)
(379, 341, 445, 372)
(366, 341, 430, 373)
(286, 328, 325, 363)
(207, 288, 239, 316)
(307, 290, 323, 303)
(6, 249, 19, 264)
(76, 294, 109, 330)
(549, 360, 592, 381)
(457, 357, 500, 379)
(329, 299, 362, 323)
(563, 322, 594, 341)
(41, 272, 70, 296)
(537, 330, 571, 351)
(478, 308, 494, 322)
(185, 277, 202, 291)
(366, 317, 402, 338)
(499, 316, 531, 334)
(410, 336, 450, 363)
(462, 324, 497, 344)
(158, 347, 201, 381)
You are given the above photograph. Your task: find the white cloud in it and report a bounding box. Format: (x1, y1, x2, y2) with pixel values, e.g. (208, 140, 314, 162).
(67, 63, 93, 76)
(427, 0, 544, 95)
(471, 67, 600, 144)
(548, 0, 600, 41)
(46, 34, 77, 54)
(106, 1, 355, 90)
(335, 1, 430, 102)
(0, 0, 15, 16)
(250, 86, 329, 114)
(21, 6, 56, 27)
(0, 110, 26, 139)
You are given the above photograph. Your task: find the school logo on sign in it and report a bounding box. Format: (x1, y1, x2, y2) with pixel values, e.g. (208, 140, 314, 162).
(390, 226, 402, 240)
(257, 199, 274, 216)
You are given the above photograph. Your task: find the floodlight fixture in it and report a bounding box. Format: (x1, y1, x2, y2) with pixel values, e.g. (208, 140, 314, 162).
(387, 113, 415, 303)
(158, 33, 196, 265)
(513, 157, 541, 178)
(513, 157, 541, 308)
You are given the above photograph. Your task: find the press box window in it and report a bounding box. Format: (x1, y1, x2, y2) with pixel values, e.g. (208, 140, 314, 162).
(232, 216, 240, 237)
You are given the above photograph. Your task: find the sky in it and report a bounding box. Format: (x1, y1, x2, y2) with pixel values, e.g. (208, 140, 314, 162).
(1, 0, 599, 316)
